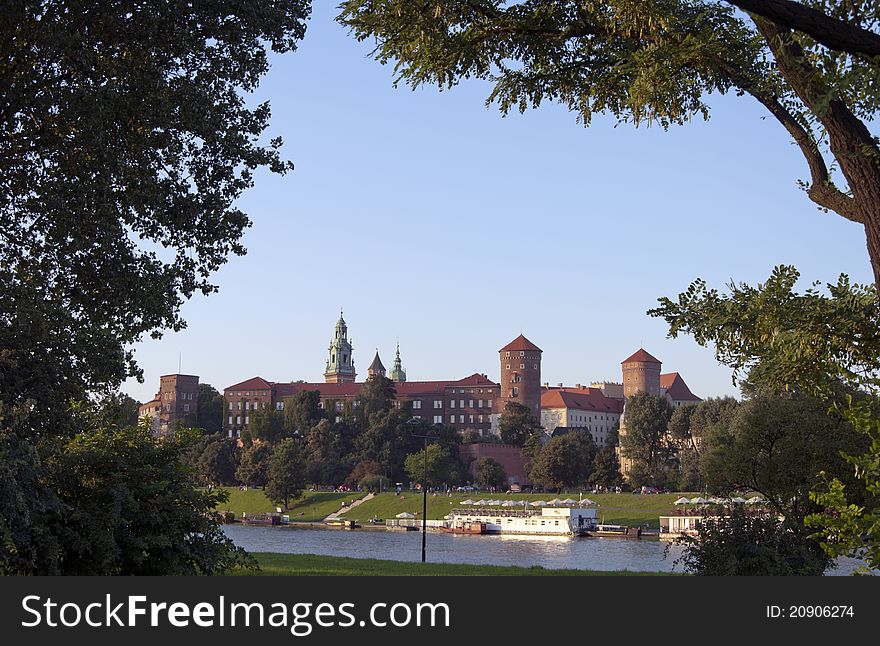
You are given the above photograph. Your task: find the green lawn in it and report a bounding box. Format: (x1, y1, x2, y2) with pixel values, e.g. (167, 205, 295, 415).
(215, 488, 366, 523)
(228, 553, 672, 576)
(339, 492, 698, 529)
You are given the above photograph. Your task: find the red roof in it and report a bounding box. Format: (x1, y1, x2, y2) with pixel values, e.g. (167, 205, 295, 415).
(227, 374, 500, 400)
(225, 376, 273, 391)
(499, 334, 542, 353)
(660, 372, 702, 402)
(541, 388, 624, 414)
(621, 348, 661, 365)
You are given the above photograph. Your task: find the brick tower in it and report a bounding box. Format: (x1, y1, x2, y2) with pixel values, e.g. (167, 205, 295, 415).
(621, 348, 662, 398)
(499, 334, 542, 419)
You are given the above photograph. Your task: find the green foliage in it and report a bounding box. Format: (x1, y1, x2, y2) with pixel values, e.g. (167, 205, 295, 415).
(671, 507, 832, 575)
(530, 432, 597, 492)
(197, 384, 224, 435)
(236, 442, 274, 488)
(701, 393, 866, 520)
(49, 421, 253, 575)
(0, 0, 309, 574)
(620, 392, 675, 488)
(806, 397, 880, 573)
(284, 390, 324, 435)
(590, 447, 623, 489)
(650, 266, 880, 394)
(197, 438, 239, 487)
(498, 401, 543, 446)
(404, 444, 461, 487)
(265, 438, 307, 509)
(245, 407, 286, 444)
(304, 419, 347, 486)
(357, 375, 397, 419)
(474, 457, 508, 490)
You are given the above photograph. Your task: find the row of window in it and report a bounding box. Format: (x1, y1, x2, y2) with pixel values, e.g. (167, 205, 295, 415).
(229, 415, 250, 426)
(228, 401, 263, 411)
(505, 364, 538, 370)
(164, 391, 194, 401)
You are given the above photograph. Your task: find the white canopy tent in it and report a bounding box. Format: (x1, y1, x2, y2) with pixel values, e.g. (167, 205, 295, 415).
(673, 497, 691, 505)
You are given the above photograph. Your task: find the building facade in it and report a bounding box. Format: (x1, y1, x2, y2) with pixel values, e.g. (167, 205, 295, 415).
(138, 373, 199, 436)
(498, 334, 542, 420)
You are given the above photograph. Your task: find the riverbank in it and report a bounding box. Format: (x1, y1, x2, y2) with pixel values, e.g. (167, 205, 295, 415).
(230, 553, 675, 576)
(216, 489, 695, 529)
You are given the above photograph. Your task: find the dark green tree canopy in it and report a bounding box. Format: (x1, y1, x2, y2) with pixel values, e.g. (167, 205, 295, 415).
(339, 1, 880, 290)
(474, 457, 508, 490)
(1, 1, 310, 409)
(529, 431, 597, 492)
(265, 438, 307, 509)
(498, 401, 543, 446)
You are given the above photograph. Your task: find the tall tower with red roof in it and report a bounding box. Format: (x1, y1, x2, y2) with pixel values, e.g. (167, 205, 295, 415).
(621, 348, 662, 398)
(499, 334, 542, 419)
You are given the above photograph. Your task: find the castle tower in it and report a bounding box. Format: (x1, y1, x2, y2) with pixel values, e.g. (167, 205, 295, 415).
(367, 351, 386, 378)
(324, 310, 356, 383)
(621, 348, 662, 398)
(499, 334, 542, 419)
(389, 342, 407, 382)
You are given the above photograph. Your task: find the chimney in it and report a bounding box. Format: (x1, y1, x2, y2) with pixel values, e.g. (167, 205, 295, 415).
(557, 383, 563, 388)
(576, 383, 582, 389)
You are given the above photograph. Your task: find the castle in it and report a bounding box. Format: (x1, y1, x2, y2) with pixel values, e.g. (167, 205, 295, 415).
(220, 312, 701, 451)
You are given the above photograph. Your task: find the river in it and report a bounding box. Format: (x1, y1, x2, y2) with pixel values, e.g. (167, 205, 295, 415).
(223, 524, 866, 575)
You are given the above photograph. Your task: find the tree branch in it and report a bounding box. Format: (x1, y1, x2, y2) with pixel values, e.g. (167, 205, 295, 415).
(725, 0, 880, 60)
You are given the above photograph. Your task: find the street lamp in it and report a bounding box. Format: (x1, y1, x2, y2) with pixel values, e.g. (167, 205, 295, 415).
(406, 417, 431, 563)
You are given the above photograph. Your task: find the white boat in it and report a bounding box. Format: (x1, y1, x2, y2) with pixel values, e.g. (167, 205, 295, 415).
(447, 506, 597, 536)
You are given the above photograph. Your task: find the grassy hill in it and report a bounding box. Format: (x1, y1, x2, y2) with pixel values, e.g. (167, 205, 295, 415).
(214, 488, 366, 523)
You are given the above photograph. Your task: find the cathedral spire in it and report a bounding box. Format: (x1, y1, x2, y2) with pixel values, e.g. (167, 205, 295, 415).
(390, 340, 407, 382)
(324, 310, 356, 383)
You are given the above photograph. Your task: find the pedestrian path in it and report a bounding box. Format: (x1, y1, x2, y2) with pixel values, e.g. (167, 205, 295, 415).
(323, 493, 374, 521)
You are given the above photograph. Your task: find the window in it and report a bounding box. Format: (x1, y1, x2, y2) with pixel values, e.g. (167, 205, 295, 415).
(434, 415, 443, 424)
(318, 401, 325, 409)
(512, 387, 519, 396)
(449, 415, 455, 425)
(506, 364, 510, 370)
(459, 400, 464, 408)
(228, 402, 233, 410)
(468, 400, 473, 408)
(413, 415, 421, 420)
(276, 402, 284, 411)
(450, 400, 456, 409)
(237, 402, 242, 410)
(412, 400, 422, 409)
(236, 416, 241, 425)
(478, 415, 483, 423)
(459, 415, 464, 423)
(245, 416, 249, 425)
(534, 364, 538, 369)
(183, 404, 190, 412)
(228, 416, 233, 425)
(335, 401, 343, 411)
(520, 364, 525, 369)
(488, 400, 493, 409)
(469, 415, 474, 423)
(434, 400, 442, 409)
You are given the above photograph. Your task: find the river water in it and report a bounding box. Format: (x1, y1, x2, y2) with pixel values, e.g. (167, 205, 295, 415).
(223, 525, 865, 575)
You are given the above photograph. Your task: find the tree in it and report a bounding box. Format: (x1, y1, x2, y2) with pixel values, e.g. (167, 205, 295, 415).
(197, 439, 239, 487)
(404, 444, 460, 488)
(0, 1, 310, 574)
(265, 438, 307, 510)
(245, 407, 285, 444)
(701, 393, 867, 520)
(304, 419, 346, 486)
(357, 375, 397, 420)
(284, 390, 324, 435)
(338, 2, 880, 291)
(620, 393, 675, 489)
(671, 507, 832, 575)
(49, 422, 253, 575)
(236, 442, 274, 489)
(474, 458, 508, 490)
(651, 265, 880, 568)
(589, 447, 623, 490)
(529, 432, 597, 492)
(498, 401, 543, 446)
(196, 384, 224, 435)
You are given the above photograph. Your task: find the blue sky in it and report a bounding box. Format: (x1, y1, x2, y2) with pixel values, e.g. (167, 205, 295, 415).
(123, 3, 875, 404)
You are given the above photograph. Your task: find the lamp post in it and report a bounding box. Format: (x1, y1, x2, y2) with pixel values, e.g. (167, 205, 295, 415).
(407, 417, 431, 563)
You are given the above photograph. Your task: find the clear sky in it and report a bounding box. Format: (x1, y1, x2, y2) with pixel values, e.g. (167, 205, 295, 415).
(122, 3, 875, 404)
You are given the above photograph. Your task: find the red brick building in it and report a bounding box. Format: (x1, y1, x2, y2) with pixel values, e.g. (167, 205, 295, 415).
(138, 373, 199, 436)
(498, 334, 542, 420)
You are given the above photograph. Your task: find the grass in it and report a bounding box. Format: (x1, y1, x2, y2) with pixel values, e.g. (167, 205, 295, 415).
(339, 492, 698, 529)
(215, 488, 366, 523)
(227, 553, 673, 576)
